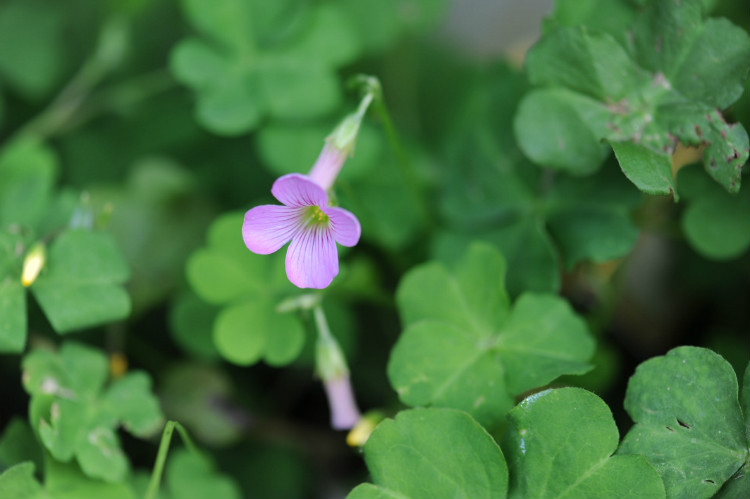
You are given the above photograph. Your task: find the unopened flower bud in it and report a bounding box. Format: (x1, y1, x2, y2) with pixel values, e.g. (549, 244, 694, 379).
(21, 242, 46, 287)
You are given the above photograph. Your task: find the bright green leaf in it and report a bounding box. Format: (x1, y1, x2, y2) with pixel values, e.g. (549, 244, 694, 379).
(0, 463, 46, 499)
(0, 0, 66, 99)
(347, 408, 508, 499)
(390, 243, 594, 426)
(504, 388, 665, 499)
(619, 347, 748, 499)
(31, 230, 130, 333)
(22, 342, 163, 483)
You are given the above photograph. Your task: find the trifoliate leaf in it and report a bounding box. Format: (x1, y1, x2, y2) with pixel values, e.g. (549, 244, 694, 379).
(389, 243, 594, 426)
(503, 388, 665, 499)
(170, 0, 360, 135)
(22, 342, 163, 482)
(347, 408, 508, 499)
(515, 0, 750, 194)
(619, 347, 748, 499)
(31, 230, 131, 333)
(185, 212, 305, 366)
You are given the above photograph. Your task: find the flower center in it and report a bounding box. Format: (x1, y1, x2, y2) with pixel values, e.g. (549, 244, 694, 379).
(304, 206, 330, 227)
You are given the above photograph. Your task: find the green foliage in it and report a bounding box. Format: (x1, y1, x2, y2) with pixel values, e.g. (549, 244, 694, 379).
(31, 230, 130, 333)
(0, 138, 132, 351)
(170, 0, 359, 135)
(0, 0, 747, 497)
(162, 450, 241, 499)
(504, 388, 665, 498)
(185, 212, 306, 365)
(347, 408, 508, 499)
(22, 342, 163, 482)
(677, 164, 750, 260)
(515, 0, 750, 194)
(389, 243, 594, 427)
(433, 64, 641, 294)
(619, 347, 749, 499)
(0, 0, 67, 100)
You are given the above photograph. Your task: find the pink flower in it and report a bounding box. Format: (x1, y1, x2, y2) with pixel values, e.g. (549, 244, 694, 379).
(242, 174, 361, 289)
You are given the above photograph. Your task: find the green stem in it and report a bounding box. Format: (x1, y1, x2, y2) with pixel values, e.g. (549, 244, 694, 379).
(369, 81, 434, 228)
(144, 421, 199, 499)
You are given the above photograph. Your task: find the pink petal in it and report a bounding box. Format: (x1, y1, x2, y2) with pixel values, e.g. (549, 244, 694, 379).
(322, 375, 361, 430)
(271, 174, 328, 208)
(323, 207, 361, 247)
(243, 205, 303, 254)
(286, 226, 338, 289)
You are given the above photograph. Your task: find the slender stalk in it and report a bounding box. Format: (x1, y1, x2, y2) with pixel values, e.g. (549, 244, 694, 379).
(361, 76, 434, 227)
(144, 421, 199, 499)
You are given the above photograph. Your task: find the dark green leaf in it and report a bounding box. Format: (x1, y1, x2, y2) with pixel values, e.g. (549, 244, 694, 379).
(678, 165, 750, 259)
(619, 347, 748, 499)
(165, 449, 241, 499)
(347, 408, 508, 499)
(0, 138, 58, 230)
(503, 388, 665, 499)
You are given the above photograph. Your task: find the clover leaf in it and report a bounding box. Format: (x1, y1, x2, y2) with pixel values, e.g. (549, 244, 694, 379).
(0, 139, 132, 352)
(435, 63, 640, 295)
(185, 212, 306, 366)
(619, 347, 749, 499)
(170, 0, 360, 135)
(22, 342, 163, 482)
(515, 0, 750, 195)
(388, 243, 594, 427)
(503, 387, 665, 499)
(0, 460, 137, 499)
(347, 408, 508, 499)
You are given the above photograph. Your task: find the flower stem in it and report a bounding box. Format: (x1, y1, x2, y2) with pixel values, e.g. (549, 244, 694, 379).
(353, 75, 433, 227)
(144, 420, 200, 499)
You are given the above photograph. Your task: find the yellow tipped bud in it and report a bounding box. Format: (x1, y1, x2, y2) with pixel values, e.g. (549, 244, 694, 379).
(21, 243, 46, 287)
(346, 411, 384, 448)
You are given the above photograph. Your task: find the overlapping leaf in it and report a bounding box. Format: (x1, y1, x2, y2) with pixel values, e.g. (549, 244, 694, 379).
(0, 139, 132, 351)
(434, 64, 640, 294)
(388, 243, 594, 427)
(22, 342, 163, 482)
(185, 212, 306, 366)
(677, 164, 750, 259)
(503, 388, 665, 499)
(619, 347, 749, 499)
(347, 408, 508, 499)
(170, 0, 360, 135)
(515, 0, 750, 194)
